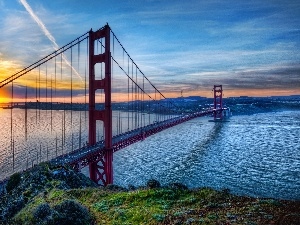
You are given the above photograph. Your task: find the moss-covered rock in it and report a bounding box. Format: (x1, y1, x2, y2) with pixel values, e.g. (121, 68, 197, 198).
(0, 163, 97, 223)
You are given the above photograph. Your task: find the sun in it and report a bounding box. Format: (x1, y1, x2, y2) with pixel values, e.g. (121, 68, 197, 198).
(0, 87, 10, 103)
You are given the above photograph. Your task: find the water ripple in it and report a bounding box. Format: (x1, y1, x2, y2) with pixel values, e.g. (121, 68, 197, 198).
(113, 111, 300, 200)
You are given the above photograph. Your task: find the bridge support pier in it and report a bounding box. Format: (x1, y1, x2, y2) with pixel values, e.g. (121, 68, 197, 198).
(213, 85, 223, 120)
(88, 25, 113, 186)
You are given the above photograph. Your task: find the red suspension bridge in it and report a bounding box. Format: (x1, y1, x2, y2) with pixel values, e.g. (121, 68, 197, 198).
(0, 24, 225, 186)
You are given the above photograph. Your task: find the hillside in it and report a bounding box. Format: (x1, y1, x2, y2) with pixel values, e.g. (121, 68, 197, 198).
(0, 163, 299, 224)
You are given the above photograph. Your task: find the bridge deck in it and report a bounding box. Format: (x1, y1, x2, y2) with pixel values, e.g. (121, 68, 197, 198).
(50, 110, 214, 170)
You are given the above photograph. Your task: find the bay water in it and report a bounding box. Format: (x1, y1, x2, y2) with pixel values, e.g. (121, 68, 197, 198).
(0, 108, 299, 200)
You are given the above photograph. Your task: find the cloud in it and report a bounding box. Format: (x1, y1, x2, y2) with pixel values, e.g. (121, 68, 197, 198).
(19, 0, 83, 83)
(96, 0, 300, 97)
(1, 0, 299, 98)
(162, 63, 300, 95)
(19, 0, 57, 49)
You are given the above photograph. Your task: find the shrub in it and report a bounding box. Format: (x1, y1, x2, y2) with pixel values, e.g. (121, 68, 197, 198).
(128, 184, 136, 190)
(6, 197, 25, 220)
(33, 203, 54, 224)
(146, 179, 161, 189)
(53, 199, 93, 225)
(6, 172, 21, 192)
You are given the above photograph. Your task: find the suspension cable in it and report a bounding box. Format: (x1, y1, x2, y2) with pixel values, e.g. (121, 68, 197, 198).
(0, 32, 89, 88)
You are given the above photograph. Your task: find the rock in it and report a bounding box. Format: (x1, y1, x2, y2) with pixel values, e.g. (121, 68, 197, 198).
(146, 179, 161, 189)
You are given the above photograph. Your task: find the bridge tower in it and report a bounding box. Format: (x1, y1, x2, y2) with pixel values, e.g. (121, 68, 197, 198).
(213, 85, 223, 120)
(88, 25, 113, 186)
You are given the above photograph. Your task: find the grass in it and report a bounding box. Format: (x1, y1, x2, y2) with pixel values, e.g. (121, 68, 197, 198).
(3, 163, 299, 224)
(11, 186, 300, 224)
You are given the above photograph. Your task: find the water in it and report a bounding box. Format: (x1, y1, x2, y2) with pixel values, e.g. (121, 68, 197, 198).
(0, 108, 168, 180)
(0, 108, 299, 200)
(113, 111, 300, 200)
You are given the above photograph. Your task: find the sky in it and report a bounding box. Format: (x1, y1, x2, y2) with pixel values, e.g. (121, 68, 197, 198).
(0, 0, 300, 100)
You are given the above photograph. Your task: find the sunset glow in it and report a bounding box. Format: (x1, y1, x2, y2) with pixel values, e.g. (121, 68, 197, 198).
(0, 86, 9, 103)
(0, 0, 299, 99)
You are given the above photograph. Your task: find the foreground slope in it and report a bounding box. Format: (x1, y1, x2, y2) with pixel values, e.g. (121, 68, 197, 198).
(0, 163, 299, 224)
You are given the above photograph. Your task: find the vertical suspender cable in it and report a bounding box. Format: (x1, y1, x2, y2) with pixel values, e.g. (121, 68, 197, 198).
(112, 33, 114, 86)
(142, 76, 145, 127)
(135, 67, 137, 129)
(71, 46, 73, 111)
(78, 39, 82, 148)
(147, 84, 150, 125)
(54, 53, 57, 140)
(60, 50, 64, 152)
(118, 111, 121, 135)
(149, 96, 151, 125)
(78, 39, 80, 74)
(103, 126, 105, 141)
(35, 70, 38, 124)
(100, 38, 103, 78)
(54, 52, 57, 101)
(38, 66, 41, 120)
(50, 61, 53, 133)
(154, 90, 157, 122)
(25, 85, 28, 141)
(139, 97, 142, 130)
(45, 62, 48, 109)
(72, 123, 74, 153)
(85, 38, 88, 122)
(39, 142, 42, 163)
(140, 88, 142, 127)
(26, 153, 29, 169)
(11, 81, 14, 171)
(168, 101, 169, 120)
(36, 145, 39, 164)
(61, 50, 63, 80)
(127, 75, 129, 131)
(54, 53, 57, 133)
(61, 52, 66, 151)
(61, 109, 64, 154)
(55, 135, 58, 157)
(158, 96, 160, 122)
(131, 61, 134, 130)
(70, 46, 74, 152)
(127, 56, 129, 131)
(79, 111, 82, 148)
(112, 36, 115, 136)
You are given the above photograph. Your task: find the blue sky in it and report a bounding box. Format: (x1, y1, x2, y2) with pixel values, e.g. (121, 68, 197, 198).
(0, 0, 299, 97)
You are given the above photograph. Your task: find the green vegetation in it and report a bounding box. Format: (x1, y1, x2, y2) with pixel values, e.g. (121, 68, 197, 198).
(1, 163, 299, 224)
(6, 172, 21, 193)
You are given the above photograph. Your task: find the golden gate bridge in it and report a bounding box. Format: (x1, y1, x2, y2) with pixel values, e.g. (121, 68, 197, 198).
(0, 24, 225, 186)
